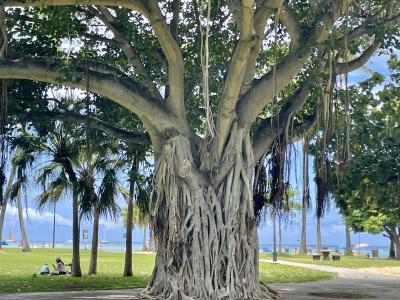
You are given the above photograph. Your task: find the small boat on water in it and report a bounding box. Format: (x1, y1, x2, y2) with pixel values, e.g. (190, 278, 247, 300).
(100, 240, 108, 244)
(6, 230, 15, 243)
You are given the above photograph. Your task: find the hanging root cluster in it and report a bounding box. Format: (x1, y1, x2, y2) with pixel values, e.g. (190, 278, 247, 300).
(141, 128, 281, 300)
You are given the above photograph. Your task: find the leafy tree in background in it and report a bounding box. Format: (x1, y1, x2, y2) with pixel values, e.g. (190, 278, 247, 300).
(333, 56, 400, 259)
(0, 0, 399, 298)
(13, 129, 84, 276)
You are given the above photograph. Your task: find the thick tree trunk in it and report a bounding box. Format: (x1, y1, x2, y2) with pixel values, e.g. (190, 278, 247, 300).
(72, 187, 82, 277)
(143, 225, 147, 251)
(299, 204, 307, 254)
(393, 231, 400, 260)
(88, 204, 100, 275)
(317, 215, 322, 253)
(123, 167, 135, 277)
(0, 164, 16, 249)
(389, 238, 395, 259)
(345, 222, 353, 256)
(16, 188, 31, 252)
(143, 131, 280, 300)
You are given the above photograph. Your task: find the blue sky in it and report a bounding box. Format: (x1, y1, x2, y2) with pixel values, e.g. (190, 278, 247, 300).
(2, 51, 397, 249)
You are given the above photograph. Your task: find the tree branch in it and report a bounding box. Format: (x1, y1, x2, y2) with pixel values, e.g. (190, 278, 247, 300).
(236, 10, 334, 128)
(144, 0, 185, 119)
(347, 13, 400, 42)
(91, 6, 163, 100)
(240, 0, 282, 95)
(3, 0, 187, 118)
(216, 0, 255, 159)
(252, 76, 316, 162)
(2, 0, 148, 15)
(30, 110, 151, 145)
(280, 3, 302, 50)
(335, 40, 380, 74)
(0, 56, 176, 131)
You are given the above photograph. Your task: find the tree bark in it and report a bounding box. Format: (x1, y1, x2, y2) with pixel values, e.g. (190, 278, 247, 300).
(389, 237, 395, 259)
(393, 230, 400, 260)
(299, 204, 307, 254)
(52, 203, 56, 249)
(143, 130, 280, 300)
(0, 164, 16, 249)
(317, 215, 322, 253)
(272, 211, 277, 261)
(123, 160, 136, 277)
(88, 204, 100, 275)
(16, 187, 31, 252)
(72, 186, 82, 277)
(345, 222, 353, 256)
(300, 135, 308, 254)
(278, 214, 282, 253)
(143, 225, 147, 251)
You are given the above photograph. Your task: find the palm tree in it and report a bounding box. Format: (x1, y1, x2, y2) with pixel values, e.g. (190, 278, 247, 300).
(78, 153, 120, 275)
(0, 163, 16, 249)
(122, 148, 150, 277)
(8, 149, 35, 252)
(13, 130, 82, 276)
(122, 203, 150, 251)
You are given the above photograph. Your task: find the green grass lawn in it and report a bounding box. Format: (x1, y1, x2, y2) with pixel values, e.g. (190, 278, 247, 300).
(0, 248, 336, 294)
(259, 253, 400, 269)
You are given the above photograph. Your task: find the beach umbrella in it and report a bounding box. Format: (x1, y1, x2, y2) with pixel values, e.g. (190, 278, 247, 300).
(1, 241, 8, 246)
(354, 243, 368, 249)
(337, 244, 346, 250)
(261, 246, 272, 253)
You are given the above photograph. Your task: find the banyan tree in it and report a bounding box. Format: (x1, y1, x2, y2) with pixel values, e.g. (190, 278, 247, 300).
(0, 0, 399, 299)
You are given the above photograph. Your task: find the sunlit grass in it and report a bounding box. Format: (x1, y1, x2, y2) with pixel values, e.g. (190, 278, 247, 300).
(0, 248, 336, 293)
(259, 252, 400, 269)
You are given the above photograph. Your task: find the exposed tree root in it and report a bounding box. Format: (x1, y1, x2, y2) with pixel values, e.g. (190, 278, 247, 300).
(144, 127, 282, 300)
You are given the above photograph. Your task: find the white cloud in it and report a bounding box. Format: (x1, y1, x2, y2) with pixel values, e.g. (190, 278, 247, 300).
(5, 205, 72, 227)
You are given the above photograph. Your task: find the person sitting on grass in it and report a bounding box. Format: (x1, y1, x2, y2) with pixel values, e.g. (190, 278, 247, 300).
(51, 257, 68, 275)
(40, 264, 50, 275)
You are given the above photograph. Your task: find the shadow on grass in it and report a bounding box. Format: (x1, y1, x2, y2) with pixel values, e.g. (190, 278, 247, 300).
(0, 275, 150, 294)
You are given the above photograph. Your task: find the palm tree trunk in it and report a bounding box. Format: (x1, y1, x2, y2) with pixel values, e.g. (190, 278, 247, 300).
(88, 204, 100, 275)
(143, 225, 147, 251)
(72, 186, 82, 277)
(272, 210, 277, 262)
(123, 193, 134, 276)
(0, 164, 16, 249)
(17, 187, 31, 252)
(124, 160, 136, 277)
(299, 204, 307, 254)
(317, 215, 322, 253)
(52, 203, 56, 248)
(345, 222, 353, 255)
(278, 214, 282, 253)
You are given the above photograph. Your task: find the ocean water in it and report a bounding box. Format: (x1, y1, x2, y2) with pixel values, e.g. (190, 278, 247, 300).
(2, 241, 390, 258)
(3, 241, 146, 252)
(259, 243, 391, 258)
